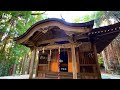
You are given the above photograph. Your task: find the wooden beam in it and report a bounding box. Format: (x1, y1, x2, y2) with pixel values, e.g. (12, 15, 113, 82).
(22, 40, 36, 46)
(29, 47, 37, 79)
(94, 30, 120, 37)
(37, 37, 72, 45)
(74, 33, 88, 41)
(38, 43, 82, 51)
(92, 42, 101, 79)
(71, 44, 77, 79)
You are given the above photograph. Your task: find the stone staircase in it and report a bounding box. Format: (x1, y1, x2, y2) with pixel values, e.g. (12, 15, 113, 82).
(44, 72, 81, 79)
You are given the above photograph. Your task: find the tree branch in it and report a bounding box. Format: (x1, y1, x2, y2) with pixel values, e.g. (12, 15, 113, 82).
(31, 11, 46, 15)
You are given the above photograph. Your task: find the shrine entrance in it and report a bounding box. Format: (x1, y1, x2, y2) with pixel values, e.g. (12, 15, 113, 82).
(60, 50, 68, 72)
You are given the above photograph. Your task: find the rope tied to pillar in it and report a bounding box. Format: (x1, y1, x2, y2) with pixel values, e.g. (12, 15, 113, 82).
(48, 49, 52, 62)
(58, 47, 60, 79)
(50, 49, 52, 57)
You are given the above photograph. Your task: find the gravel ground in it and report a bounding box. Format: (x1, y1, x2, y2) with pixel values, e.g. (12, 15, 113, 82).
(0, 74, 34, 79)
(0, 73, 120, 79)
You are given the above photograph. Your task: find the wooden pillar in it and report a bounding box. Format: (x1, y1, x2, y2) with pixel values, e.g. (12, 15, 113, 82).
(92, 42, 101, 79)
(76, 48, 80, 73)
(29, 47, 37, 79)
(35, 50, 39, 78)
(48, 54, 51, 71)
(48, 49, 52, 71)
(71, 44, 77, 79)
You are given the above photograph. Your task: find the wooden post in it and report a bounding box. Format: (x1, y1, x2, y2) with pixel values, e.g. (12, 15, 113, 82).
(48, 49, 52, 71)
(29, 47, 37, 79)
(71, 44, 77, 79)
(76, 48, 80, 73)
(35, 50, 39, 78)
(48, 54, 51, 71)
(92, 42, 101, 79)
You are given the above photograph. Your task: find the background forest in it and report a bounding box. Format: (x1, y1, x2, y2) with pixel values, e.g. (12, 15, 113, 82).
(0, 11, 120, 76)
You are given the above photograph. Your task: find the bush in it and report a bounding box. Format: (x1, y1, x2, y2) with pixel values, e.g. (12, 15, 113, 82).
(98, 56, 104, 68)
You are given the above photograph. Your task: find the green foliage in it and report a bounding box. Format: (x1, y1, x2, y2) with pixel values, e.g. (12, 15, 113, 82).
(74, 17, 82, 23)
(0, 11, 46, 76)
(73, 11, 104, 24)
(98, 56, 104, 66)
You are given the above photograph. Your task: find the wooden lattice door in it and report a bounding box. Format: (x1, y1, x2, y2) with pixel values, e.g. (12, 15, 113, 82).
(36, 52, 48, 78)
(78, 42, 101, 79)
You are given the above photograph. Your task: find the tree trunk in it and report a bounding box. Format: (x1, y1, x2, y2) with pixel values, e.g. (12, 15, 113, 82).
(19, 58, 23, 74)
(101, 50, 109, 72)
(29, 48, 37, 79)
(21, 56, 26, 74)
(114, 39, 120, 64)
(109, 43, 118, 72)
(27, 58, 31, 74)
(27, 52, 32, 74)
(12, 64, 16, 75)
(22, 54, 28, 74)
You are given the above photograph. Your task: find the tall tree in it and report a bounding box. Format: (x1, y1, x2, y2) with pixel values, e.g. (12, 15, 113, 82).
(0, 11, 47, 76)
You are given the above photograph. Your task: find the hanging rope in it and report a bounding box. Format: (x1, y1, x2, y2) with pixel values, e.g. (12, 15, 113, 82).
(47, 49, 52, 71)
(50, 49, 52, 57)
(58, 47, 60, 79)
(48, 49, 52, 62)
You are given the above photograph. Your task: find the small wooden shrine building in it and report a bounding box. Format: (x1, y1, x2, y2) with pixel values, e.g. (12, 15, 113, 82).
(14, 18, 120, 79)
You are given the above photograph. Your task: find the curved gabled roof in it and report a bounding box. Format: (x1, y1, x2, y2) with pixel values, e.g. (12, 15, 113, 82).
(14, 18, 94, 41)
(14, 18, 120, 54)
(33, 18, 94, 27)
